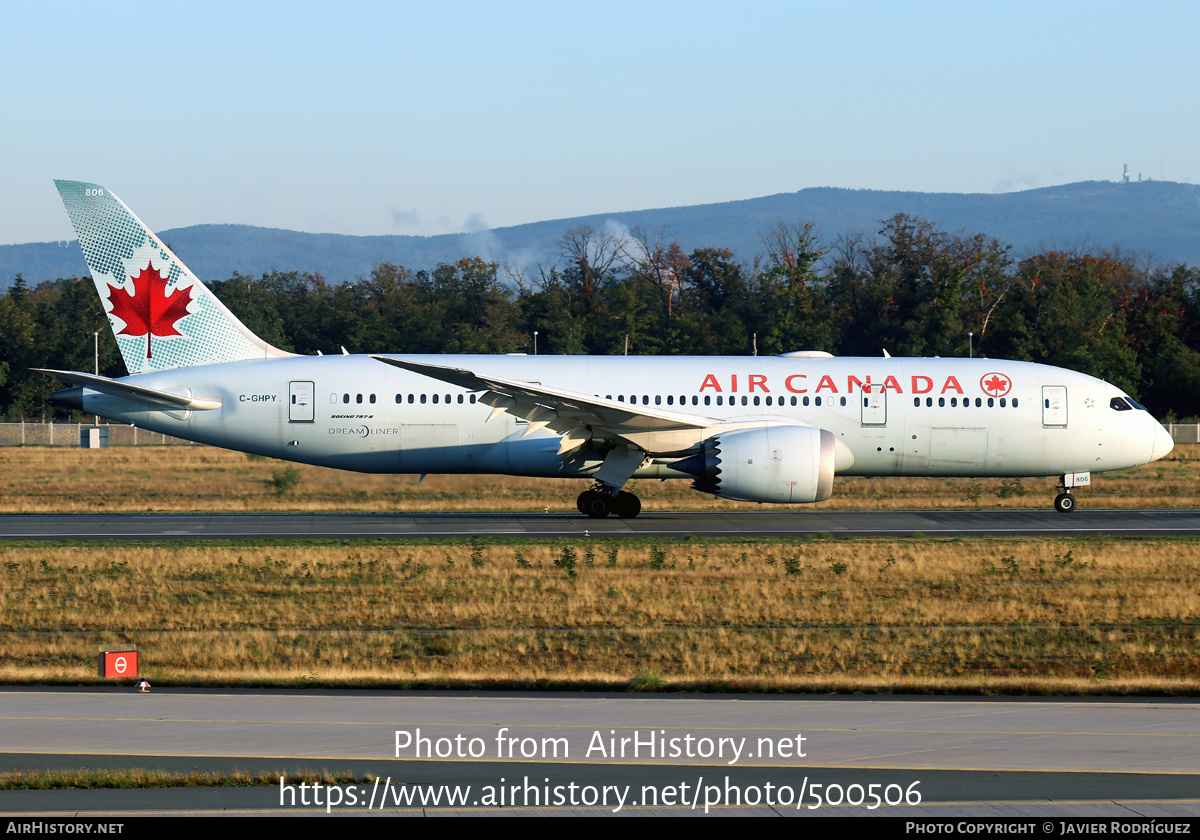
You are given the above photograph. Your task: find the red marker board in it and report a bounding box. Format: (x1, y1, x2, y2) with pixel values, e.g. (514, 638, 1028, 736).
(98, 650, 138, 678)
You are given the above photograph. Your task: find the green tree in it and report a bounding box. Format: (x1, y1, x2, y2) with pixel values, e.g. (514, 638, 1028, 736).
(753, 221, 835, 354)
(679, 247, 750, 354)
(1007, 250, 1142, 395)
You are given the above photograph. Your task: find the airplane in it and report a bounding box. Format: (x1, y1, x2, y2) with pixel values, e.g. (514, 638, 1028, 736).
(41, 180, 1175, 517)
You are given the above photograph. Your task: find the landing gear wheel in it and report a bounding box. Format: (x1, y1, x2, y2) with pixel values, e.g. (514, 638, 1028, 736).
(1054, 492, 1076, 513)
(614, 490, 641, 519)
(581, 491, 611, 519)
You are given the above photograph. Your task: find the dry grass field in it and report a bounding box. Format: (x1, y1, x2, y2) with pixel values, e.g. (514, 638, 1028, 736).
(1, 443, 1197, 513)
(2, 537, 1198, 694)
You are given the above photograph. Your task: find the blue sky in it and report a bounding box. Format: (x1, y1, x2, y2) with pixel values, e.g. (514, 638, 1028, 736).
(2, 0, 1196, 245)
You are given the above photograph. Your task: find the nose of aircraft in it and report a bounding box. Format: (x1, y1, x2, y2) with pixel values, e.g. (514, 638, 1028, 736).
(1150, 419, 1175, 462)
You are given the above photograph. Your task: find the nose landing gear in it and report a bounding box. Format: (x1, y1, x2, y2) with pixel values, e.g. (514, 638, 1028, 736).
(1053, 472, 1088, 513)
(1053, 491, 1076, 513)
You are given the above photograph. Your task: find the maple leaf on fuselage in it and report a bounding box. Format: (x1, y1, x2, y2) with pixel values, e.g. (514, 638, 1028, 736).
(106, 263, 194, 359)
(983, 375, 1009, 395)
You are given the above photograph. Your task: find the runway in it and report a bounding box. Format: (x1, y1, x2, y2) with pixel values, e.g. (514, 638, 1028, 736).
(2, 508, 1200, 540)
(2, 689, 1198, 816)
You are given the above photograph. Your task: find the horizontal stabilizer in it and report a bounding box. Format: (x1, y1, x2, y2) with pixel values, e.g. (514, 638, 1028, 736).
(36, 369, 222, 411)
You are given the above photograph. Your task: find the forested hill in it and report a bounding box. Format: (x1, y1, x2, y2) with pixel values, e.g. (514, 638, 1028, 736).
(4, 180, 1199, 287)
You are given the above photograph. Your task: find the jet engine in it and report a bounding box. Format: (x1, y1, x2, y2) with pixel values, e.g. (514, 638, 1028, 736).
(673, 425, 837, 503)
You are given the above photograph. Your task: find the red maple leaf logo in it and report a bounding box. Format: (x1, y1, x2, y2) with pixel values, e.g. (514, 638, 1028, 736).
(980, 372, 1012, 397)
(106, 263, 193, 359)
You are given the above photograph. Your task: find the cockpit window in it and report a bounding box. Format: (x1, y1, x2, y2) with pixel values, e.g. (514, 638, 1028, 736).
(1110, 397, 1132, 411)
(1126, 397, 1146, 410)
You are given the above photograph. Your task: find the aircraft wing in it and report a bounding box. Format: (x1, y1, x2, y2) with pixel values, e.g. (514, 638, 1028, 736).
(371, 356, 713, 455)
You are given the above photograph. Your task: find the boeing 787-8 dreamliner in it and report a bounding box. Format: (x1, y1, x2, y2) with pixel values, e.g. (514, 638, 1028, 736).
(42, 181, 1174, 517)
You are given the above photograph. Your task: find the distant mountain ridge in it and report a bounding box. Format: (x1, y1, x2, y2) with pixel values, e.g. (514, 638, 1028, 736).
(4, 180, 1198, 288)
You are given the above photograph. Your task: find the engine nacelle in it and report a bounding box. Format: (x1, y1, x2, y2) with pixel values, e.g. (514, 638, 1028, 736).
(673, 425, 837, 503)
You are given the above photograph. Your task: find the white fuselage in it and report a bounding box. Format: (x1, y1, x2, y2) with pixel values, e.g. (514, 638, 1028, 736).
(78, 354, 1172, 482)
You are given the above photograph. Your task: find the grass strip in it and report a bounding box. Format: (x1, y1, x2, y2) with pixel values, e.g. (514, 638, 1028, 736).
(2, 445, 1197, 513)
(0, 768, 362, 790)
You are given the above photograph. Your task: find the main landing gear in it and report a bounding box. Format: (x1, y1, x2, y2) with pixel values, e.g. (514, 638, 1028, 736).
(577, 483, 642, 519)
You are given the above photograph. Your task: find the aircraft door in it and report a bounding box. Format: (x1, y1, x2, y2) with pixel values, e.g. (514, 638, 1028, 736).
(861, 387, 886, 426)
(289, 381, 314, 423)
(1042, 386, 1067, 427)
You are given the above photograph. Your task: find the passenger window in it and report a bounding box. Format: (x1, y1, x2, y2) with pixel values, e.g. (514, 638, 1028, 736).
(343, 394, 349, 404)
(370, 394, 376, 404)
(395, 394, 402, 404)
(420, 394, 426, 404)
(356, 394, 363, 404)
(408, 394, 414, 404)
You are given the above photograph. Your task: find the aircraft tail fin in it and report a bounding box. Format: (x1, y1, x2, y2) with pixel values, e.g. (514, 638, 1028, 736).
(55, 180, 293, 374)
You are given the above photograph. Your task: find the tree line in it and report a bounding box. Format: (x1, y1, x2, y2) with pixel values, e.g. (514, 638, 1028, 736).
(4, 212, 1200, 422)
